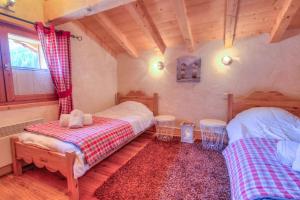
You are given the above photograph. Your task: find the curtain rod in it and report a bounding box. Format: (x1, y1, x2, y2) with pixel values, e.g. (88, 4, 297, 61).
(0, 12, 83, 41)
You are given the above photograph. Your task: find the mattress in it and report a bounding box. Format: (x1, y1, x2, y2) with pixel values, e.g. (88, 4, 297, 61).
(18, 103, 154, 178)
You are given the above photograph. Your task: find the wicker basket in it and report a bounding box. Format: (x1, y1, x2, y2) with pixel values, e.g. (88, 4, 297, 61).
(200, 119, 227, 151)
(155, 115, 176, 142)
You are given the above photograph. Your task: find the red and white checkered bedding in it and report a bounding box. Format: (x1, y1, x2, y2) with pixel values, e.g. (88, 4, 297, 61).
(223, 138, 300, 200)
(25, 117, 135, 166)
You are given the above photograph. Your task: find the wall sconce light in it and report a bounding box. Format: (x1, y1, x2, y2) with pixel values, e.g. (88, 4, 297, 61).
(156, 61, 165, 70)
(222, 56, 233, 65)
(149, 57, 164, 78)
(0, 0, 16, 12)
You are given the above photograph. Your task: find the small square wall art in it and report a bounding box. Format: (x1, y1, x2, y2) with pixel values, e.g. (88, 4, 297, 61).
(176, 56, 201, 82)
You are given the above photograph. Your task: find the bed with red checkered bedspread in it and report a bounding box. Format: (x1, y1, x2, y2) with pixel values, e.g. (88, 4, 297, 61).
(26, 117, 135, 166)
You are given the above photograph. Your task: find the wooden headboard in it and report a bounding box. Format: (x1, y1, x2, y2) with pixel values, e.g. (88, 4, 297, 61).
(227, 91, 300, 122)
(115, 91, 158, 116)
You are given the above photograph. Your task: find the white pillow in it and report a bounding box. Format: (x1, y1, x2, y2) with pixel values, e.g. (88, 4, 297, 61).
(277, 140, 299, 166)
(292, 145, 300, 171)
(227, 107, 300, 143)
(117, 101, 153, 115)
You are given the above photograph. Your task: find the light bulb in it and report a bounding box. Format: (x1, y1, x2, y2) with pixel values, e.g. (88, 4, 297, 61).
(222, 56, 232, 65)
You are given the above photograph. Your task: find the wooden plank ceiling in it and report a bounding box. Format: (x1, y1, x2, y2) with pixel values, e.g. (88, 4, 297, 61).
(46, 0, 300, 57)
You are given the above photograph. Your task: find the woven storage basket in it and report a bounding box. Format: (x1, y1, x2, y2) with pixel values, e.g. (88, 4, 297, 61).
(200, 119, 226, 150)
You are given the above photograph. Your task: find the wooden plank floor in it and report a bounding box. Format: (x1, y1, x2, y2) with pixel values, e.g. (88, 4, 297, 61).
(0, 132, 155, 200)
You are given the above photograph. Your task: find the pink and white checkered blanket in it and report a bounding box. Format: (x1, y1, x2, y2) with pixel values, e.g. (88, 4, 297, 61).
(223, 138, 300, 200)
(26, 117, 135, 166)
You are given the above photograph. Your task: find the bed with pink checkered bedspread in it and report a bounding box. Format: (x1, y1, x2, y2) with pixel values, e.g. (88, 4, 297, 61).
(26, 117, 135, 166)
(223, 138, 300, 200)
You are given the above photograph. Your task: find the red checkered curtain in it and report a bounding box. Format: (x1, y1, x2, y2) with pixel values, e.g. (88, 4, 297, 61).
(35, 22, 73, 115)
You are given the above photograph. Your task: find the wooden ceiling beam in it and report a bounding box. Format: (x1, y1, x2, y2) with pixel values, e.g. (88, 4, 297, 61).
(44, 0, 136, 25)
(74, 21, 117, 57)
(125, 0, 166, 54)
(224, 0, 240, 48)
(269, 0, 300, 43)
(94, 14, 139, 58)
(173, 0, 195, 51)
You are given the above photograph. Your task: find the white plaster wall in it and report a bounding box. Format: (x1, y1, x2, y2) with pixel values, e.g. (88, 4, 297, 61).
(117, 34, 300, 122)
(0, 105, 59, 126)
(59, 23, 118, 113)
(0, 0, 44, 27)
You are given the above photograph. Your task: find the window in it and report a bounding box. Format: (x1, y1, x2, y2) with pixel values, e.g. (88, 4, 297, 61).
(0, 22, 56, 104)
(8, 34, 47, 70)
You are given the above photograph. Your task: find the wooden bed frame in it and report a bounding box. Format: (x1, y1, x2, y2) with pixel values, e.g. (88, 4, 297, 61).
(115, 91, 158, 116)
(10, 91, 158, 200)
(227, 91, 300, 121)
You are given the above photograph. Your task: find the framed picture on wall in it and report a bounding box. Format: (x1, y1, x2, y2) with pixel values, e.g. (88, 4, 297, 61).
(176, 56, 201, 82)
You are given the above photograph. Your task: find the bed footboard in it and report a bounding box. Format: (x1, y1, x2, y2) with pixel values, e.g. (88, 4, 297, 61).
(10, 137, 79, 200)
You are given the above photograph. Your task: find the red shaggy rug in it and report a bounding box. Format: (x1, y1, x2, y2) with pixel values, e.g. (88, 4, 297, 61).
(95, 140, 230, 200)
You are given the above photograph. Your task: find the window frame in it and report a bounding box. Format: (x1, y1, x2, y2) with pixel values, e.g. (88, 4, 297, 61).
(0, 42, 7, 103)
(0, 21, 57, 105)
